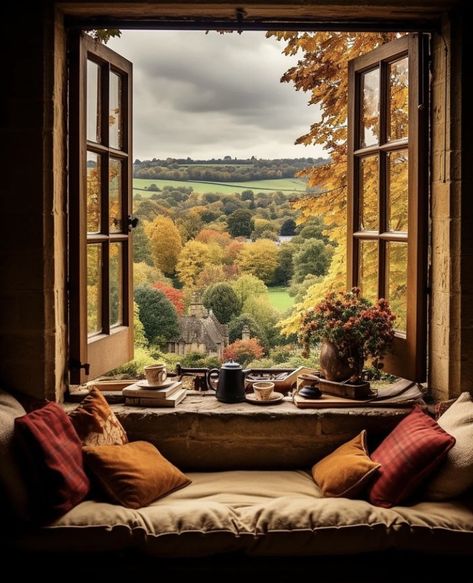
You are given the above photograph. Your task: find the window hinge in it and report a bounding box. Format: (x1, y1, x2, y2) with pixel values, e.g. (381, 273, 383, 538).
(69, 360, 90, 376)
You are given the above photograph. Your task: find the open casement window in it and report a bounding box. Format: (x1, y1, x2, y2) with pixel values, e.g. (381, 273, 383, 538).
(69, 33, 133, 384)
(347, 34, 428, 381)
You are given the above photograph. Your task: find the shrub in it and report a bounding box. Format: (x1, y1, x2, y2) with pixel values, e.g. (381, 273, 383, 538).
(223, 338, 264, 366)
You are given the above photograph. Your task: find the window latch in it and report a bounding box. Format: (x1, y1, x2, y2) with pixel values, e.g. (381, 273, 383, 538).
(127, 215, 139, 231)
(70, 360, 90, 376)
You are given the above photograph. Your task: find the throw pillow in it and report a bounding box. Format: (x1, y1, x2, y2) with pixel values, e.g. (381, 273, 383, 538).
(369, 406, 455, 508)
(425, 392, 473, 500)
(69, 387, 128, 446)
(15, 402, 90, 523)
(312, 430, 381, 498)
(83, 441, 191, 509)
(0, 388, 29, 523)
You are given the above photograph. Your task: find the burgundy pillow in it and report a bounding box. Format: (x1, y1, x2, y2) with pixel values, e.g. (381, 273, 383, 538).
(14, 402, 89, 523)
(369, 407, 455, 508)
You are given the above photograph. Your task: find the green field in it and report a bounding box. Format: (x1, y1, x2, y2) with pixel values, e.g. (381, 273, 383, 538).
(268, 286, 295, 312)
(133, 177, 307, 197)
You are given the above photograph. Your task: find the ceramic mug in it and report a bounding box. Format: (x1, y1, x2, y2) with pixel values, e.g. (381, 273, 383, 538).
(252, 381, 275, 401)
(144, 364, 167, 386)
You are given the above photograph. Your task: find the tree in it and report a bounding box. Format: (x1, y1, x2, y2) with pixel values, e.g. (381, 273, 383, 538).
(271, 243, 295, 286)
(292, 217, 330, 245)
(228, 313, 268, 350)
(241, 190, 254, 202)
(231, 274, 268, 305)
(133, 222, 153, 266)
(251, 218, 277, 241)
(145, 216, 182, 275)
(280, 218, 297, 236)
(176, 240, 212, 287)
(292, 239, 333, 283)
(202, 282, 242, 324)
(223, 338, 264, 366)
(134, 286, 179, 345)
(243, 295, 280, 347)
(196, 228, 231, 247)
(227, 209, 253, 237)
(153, 282, 185, 315)
(270, 31, 397, 334)
(195, 264, 228, 290)
(237, 239, 279, 284)
(133, 301, 148, 348)
(133, 262, 168, 287)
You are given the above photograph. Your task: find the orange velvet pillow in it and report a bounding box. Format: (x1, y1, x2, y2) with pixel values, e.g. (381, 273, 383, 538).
(83, 441, 191, 508)
(69, 387, 128, 446)
(312, 430, 381, 498)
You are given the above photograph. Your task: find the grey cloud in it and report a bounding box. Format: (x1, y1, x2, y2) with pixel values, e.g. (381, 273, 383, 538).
(108, 30, 325, 159)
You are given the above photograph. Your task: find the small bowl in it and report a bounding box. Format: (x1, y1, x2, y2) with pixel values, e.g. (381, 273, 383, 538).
(252, 381, 275, 401)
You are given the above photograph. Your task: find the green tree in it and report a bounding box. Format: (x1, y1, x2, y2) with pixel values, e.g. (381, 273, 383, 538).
(133, 222, 153, 266)
(228, 313, 268, 350)
(271, 243, 295, 286)
(292, 239, 333, 284)
(133, 301, 148, 348)
(176, 240, 212, 287)
(134, 286, 179, 345)
(133, 262, 169, 287)
(280, 218, 297, 236)
(231, 274, 268, 305)
(251, 218, 277, 241)
(227, 209, 253, 237)
(243, 295, 280, 347)
(241, 190, 254, 202)
(203, 282, 242, 324)
(145, 216, 182, 276)
(237, 239, 279, 284)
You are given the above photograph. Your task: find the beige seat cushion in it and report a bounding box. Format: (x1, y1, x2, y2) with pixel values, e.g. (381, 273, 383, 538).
(16, 470, 473, 557)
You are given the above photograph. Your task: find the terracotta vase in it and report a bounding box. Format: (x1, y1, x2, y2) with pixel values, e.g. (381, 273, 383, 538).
(319, 341, 364, 382)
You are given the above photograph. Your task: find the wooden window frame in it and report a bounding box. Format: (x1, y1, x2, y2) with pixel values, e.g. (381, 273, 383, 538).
(347, 34, 429, 381)
(69, 32, 133, 384)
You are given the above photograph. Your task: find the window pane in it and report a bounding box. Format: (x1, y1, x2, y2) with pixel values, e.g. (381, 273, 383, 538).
(359, 155, 379, 231)
(109, 72, 122, 149)
(87, 152, 101, 233)
(110, 243, 123, 327)
(109, 158, 122, 233)
(387, 149, 408, 232)
(87, 244, 102, 335)
(360, 68, 379, 148)
(386, 242, 407, 332)
(87, 60, 100, 143)
(358, 240, 378, 304)
(388, 57, 409, 141)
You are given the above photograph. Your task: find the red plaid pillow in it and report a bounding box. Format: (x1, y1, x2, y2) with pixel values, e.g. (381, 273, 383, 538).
(15, 402, 89, 523)
(369, 407, 455, 508)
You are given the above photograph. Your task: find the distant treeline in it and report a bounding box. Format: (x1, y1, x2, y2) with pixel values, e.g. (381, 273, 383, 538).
(133, 156, 327, 183)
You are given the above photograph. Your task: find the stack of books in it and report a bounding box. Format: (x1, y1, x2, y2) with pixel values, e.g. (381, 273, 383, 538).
(123, 380, 186, 408)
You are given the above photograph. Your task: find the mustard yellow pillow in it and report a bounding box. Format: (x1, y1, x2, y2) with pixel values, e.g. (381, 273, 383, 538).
(312, 430, 381, 498)
(83, 441, 191, 508)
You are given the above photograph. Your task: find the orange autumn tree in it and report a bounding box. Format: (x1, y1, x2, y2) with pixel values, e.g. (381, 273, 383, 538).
(269, 32, 399, 334)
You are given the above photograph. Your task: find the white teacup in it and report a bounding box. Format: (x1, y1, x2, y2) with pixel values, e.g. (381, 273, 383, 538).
(144, 364, 167, 386)
(253, 381, 275, 401)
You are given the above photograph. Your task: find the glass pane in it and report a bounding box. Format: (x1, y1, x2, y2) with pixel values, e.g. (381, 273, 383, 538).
(386, 242, 408, 332)
(360, 68, 380, 148)
(87, 152, 101, 233)
(87, 244, 102, 335)
(359, 155, 379, 231)
(359, 240, 378, 304)
(388, 57, 409, 141)
(387, 149, 408, 232)
(109, 158, 122, 233)
(87, 60, 100, 143)
(110, 243, 123, 327)
(109, 72, 122, 149)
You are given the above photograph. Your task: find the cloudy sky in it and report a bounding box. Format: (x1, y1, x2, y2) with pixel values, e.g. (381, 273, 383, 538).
(108, 31, 324, 160)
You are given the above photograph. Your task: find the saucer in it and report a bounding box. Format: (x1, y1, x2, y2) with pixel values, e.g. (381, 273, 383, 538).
(245, 391, 284, 405)
(136, 379, 174, 389)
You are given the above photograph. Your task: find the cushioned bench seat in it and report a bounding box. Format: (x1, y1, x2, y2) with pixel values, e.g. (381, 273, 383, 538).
(17, 470, 473, 557)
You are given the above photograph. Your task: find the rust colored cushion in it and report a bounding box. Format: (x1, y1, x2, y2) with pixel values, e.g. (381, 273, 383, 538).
(69, 387, 128, 446)
(15, 402, 90, 523)
(312, 430, 381, 498)
(83, 441, 191, 509)
(369, 406, 456, 508)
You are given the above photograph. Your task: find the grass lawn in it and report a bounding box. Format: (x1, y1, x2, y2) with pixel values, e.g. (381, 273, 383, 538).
(268, 286, 295, 312)
(133, 177, 307, 196)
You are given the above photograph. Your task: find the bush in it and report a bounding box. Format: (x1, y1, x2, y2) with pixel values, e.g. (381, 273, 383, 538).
(135, 286, 179, 345)
(228, 313, 268, 351)
(178, 352, 221, 368)
(223, 338, 264, 366)
(107, 347, 155, 377)
(203, 282, 242, 324)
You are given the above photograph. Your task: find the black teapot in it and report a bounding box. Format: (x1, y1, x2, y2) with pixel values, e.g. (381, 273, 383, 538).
(206, 361, 250, 403)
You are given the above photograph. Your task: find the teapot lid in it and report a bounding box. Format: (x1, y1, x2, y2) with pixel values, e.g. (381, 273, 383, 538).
(221, 360, 242, 369)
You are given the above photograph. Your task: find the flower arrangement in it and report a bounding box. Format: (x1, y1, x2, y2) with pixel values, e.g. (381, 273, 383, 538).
(299, 288, 396, 377)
